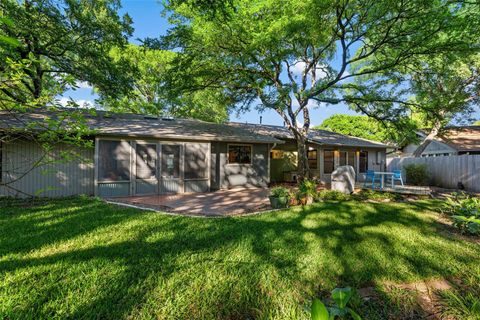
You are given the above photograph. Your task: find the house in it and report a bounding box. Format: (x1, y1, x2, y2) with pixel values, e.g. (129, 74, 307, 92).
(399, 126, 480, 157)
(0, 109, 388, 197)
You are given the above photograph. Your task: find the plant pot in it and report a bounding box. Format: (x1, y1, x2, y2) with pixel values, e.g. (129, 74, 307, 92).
(269, 196, 289, 209)
(299, 195, 314, 205)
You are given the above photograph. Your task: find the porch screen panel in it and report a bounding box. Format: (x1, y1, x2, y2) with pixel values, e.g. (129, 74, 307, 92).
(307, 149, 317, 169)
(348, 152, 357, 171)
(184, 143, 208, 179)
(339, 151, 347, 166)
(161, 145, 180, 178)
(359, 151, 368, 173)
(136, 144, 157, 179)
(98, 140, 131, 181)
(323, 150, 334, 174)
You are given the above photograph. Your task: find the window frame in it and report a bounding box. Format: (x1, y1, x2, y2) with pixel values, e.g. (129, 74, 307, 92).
(307, 148, 318, 170)
(135, 143, 158, 181)
(227, 144, 253, 165)
(359, 150, 368, 173)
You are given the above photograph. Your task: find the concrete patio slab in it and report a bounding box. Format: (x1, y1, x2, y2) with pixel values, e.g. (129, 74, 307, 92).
(110, 188, 271, 216)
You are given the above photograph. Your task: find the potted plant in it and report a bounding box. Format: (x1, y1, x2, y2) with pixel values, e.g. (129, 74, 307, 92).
(269, 187, 290, 209)
(297, 179, 317, 205)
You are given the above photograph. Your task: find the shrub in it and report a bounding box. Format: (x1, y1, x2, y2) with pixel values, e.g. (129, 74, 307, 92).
(443, 192, 480, 235)
(403, 164, 429, 186)
(298, 179, 317, 199)
(317, 190, 350, 201)
(352, 189, 400, 202)
(270, 186, 291, 198)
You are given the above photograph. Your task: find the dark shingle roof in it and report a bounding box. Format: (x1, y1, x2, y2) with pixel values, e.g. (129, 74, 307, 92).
(0, 108, 388, 148)
(231, 122, 389, 148)
(0, 109, 282, 144)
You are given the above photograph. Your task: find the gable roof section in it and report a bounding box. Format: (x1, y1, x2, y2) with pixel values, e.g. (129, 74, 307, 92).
(230, 122, 389, 149)
(0, 109, 282, 144)
(436, 126, 480, 152)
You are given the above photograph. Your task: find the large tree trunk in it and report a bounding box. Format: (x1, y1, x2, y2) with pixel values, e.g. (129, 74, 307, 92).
(294, 131, 310, 182)
(412, 118, 442, 157)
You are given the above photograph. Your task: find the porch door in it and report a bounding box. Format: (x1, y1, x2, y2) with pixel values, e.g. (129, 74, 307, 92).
(160, 144, 182, 194)
(135, 143, 158, 195)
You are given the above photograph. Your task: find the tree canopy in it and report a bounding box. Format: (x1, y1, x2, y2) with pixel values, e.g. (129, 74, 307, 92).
(97, 45, 230, 122)
(316, 114, 411, 145)
(161, 0, 480, 178)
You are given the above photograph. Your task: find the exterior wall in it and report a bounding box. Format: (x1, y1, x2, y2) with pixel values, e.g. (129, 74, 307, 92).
(0, 140, 94, 198)
(211, 142, 270, 189)
(399, 140, 457, 157)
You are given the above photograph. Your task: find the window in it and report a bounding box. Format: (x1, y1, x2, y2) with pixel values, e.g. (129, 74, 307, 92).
(228, 145, 251, 164)
(348, 151, 356, 171)
(136, 144, 156, 179)
(308, 149, 317, 169)
(98, 140, 131, 181)
(270, 150, 284, 159)
(161, 144, 180, 178)
(184, 143, 208, 179)
(323, 150, 334, 174)
(359, 151, 368, 173)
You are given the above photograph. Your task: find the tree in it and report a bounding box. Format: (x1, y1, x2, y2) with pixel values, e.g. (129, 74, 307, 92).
(161, 0, 478, 180)
(97, 45, 230, 122)
(0, 0, 133, 195)
(316, 114, 411, 145)
(408, 54, 480, 156)
(474, 120, 480, 126)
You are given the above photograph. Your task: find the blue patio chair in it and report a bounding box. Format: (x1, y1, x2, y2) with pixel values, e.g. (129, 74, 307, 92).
(364, 170, 381, 189)
(388, 169, 404, 188)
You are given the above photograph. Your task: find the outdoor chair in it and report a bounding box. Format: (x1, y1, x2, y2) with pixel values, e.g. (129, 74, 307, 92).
(387, 169, 404, 187)
(363, 170, 381, 189)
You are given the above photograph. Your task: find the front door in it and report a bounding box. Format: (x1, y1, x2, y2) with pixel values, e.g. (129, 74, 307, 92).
(135, 143, 158, 195)
(160, 144, 182, 194)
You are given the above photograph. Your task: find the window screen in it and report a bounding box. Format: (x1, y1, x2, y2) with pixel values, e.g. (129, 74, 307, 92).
(359, 151, 368, 173)
(323, 150, 334, 174)
(98, 140, 131, 181)
(228, 145, 251, 164)
(184, 143, 208, 179)
(339, 151, 347, 166)
(136, 144, 157, 179)
(161, 144, 180, 178)
(307, 149, 317, 169)
(348, 151, 356, 171)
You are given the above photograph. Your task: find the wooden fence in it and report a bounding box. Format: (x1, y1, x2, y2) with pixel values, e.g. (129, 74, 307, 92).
(387, 155, 480, 192)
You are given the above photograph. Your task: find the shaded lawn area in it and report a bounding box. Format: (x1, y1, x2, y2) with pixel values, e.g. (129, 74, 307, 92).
(0, 197, 479, 319)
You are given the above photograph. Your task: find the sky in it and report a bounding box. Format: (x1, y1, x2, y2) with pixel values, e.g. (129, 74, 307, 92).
(62, 0, 479, 127)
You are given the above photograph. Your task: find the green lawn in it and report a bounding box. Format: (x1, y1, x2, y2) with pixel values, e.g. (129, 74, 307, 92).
(1, 197, 479, 319)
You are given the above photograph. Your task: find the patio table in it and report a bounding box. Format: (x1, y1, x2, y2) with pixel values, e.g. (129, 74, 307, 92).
(374, 171, 394, 189)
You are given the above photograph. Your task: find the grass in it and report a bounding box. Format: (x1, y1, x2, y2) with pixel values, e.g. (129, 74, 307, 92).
(0, 197, 479, 319)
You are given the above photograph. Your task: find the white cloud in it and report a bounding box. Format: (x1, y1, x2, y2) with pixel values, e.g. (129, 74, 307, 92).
(57, 97, 94, 108)
(289, 61, 329, 80)
(74, 81, 93, 89)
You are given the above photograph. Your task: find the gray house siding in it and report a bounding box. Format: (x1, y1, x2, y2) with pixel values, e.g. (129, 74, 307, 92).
(211, 142, 269, 189)
(0, 140, 94, 197)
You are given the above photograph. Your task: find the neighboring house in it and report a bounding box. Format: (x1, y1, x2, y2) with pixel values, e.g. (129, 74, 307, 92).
(0, 109, 387, 197)
(398, 126, 480, 157)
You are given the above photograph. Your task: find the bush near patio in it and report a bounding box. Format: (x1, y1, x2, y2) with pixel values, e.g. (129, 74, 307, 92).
(1, 197, 479, 319)
(404, 163, 430, 186)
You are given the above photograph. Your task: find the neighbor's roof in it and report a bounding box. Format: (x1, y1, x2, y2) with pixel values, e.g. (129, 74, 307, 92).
(436, 126, 480, 151)
(0, 109, 282, 144)
(231, 122, 389, 149)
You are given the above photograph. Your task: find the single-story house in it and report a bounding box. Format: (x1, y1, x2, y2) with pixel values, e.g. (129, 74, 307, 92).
(398, 126, 480, 158)
(0, 109, 388, 197)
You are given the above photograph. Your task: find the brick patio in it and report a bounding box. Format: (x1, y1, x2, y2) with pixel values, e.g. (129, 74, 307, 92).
(109, 188, 271, 216)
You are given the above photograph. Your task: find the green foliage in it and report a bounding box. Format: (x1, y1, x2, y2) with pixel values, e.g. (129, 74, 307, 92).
(298, 179, 317, 198)
(316, 115, 412, 146)
(311, 288, 361, 320)
(270, 186, 291, 198)
(98, 45, 229, 122)
(443, 193, 480, 235)
(403, 164, 429, 186)
(474, 120, 480, 126)
(352, 189, 401, 202)
(317, 190, 350, 201)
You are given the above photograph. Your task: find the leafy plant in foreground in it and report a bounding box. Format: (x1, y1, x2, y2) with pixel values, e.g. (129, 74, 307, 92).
(311, 287, 361, 320)
(443, 192, 480, 235)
